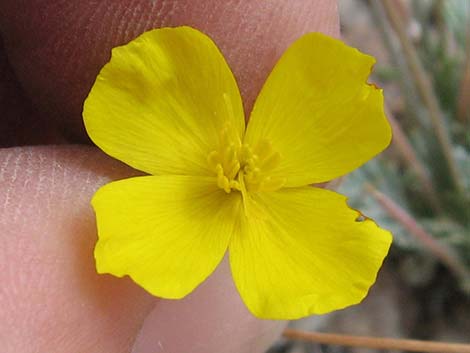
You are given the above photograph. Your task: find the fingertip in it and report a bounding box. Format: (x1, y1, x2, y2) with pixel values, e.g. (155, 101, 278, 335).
(0, 146, 285, 352)
(0, 146, 153, 352)
(0, 0, 338, 142)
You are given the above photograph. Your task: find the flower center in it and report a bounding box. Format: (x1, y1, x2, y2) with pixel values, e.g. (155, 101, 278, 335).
(207, 126, 286, 194)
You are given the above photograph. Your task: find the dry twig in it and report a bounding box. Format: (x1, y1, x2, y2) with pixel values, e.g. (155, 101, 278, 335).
(381, 0, 464, 193)
(366, 184, 470, 289)
(283, 329, 470, 353)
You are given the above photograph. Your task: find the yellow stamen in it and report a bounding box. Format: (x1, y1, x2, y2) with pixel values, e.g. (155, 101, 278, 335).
(207, 127, 285, 194)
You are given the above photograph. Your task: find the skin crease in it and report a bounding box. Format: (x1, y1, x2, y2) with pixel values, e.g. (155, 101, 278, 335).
(0, 1, 339, 352)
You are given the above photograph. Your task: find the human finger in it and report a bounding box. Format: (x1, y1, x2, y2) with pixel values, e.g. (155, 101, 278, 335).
(0, 0, 339, 143)
(0, 146, 283, 353)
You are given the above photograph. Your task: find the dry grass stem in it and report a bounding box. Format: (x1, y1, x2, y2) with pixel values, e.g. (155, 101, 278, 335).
(283, 329, 470, 353)
(368, 0, 423, 124)
(385, 106, 442, 213)
(366, 184, 470, 287)
(381, 0, 464, 193)
(457, 15, 470, 125)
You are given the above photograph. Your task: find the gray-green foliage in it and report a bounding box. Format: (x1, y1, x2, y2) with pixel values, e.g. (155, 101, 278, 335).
(341, 0, 470, 293)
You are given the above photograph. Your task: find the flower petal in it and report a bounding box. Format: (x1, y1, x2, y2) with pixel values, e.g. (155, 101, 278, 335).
(244, 33, 391, 187)
(84, 27, 245, 176)
(92, 175, 241, 298)
(229, 186, 392, 319)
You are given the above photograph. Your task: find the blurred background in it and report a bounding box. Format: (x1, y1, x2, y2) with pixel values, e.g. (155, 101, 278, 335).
(269, 0, 470, 352)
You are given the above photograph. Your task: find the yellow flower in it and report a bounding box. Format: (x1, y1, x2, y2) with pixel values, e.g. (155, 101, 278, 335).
(83, 26, 392, 320)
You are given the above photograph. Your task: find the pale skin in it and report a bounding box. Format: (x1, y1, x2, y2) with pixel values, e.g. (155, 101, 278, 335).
(0, 1, 339, 352)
